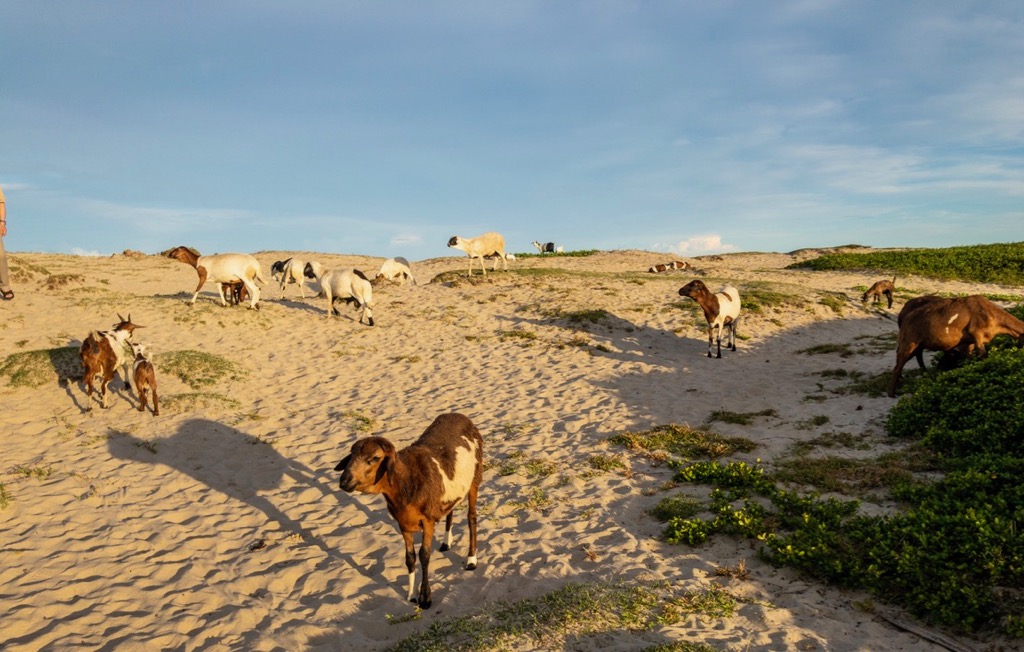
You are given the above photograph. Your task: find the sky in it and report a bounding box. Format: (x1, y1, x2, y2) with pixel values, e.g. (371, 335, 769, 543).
(1, 1, 1022, 260)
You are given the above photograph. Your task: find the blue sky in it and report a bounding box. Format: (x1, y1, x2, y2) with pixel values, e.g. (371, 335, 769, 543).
(2, 2, 1022, 260)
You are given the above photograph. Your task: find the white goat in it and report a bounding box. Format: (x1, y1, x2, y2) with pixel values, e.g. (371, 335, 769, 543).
(678, 280, 742, 358)
(166, 246, 265, 310)
(531, 241, 563, 254)
(271, 257, 307, 298)
(376, 257, 416, 285)
(447, 232, 507, 277)
(304, 261, 375, 325)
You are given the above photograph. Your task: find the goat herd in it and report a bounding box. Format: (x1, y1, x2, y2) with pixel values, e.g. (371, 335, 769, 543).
(73, 236, 1024, 610)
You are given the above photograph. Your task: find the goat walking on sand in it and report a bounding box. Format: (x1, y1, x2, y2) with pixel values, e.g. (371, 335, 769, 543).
(304, 261, 375, 325)
(166, 246, 265, 310)
(128, 342, 159, 416)
(889, 294, 1024, 397)
(448, 232, 507, 277)
(80, 314, 142, 411)
(678, 280, 741, 358)
(334, 412, 483, 609)
(271, 257, 307, 298)
(863, 276, 896, 309)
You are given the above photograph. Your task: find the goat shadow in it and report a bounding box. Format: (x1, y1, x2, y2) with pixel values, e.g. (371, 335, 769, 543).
(106, 418, 373, 560)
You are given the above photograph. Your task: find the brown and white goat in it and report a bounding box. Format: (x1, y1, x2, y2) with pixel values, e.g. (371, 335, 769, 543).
(166, 245, 265, 309)
(79, 313, 142, 410)
(127, 342, 159, 416)
(334, 412, 483, 609)
(678, 280, 742, 358)
(889, 294, 1024, 397)
(649, 260, 691, 273)
(863, 276, 896, 309)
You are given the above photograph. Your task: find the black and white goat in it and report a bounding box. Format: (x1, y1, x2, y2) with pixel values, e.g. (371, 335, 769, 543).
(271, 257, 308, 298)
(79, 313, 142, 410)
(304, 261, 375, 325)
(334, 412, 484, 609)
(531, 241, 563, 254)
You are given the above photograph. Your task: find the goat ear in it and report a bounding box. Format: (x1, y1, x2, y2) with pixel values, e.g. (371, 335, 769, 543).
(334, 455, 351, 472)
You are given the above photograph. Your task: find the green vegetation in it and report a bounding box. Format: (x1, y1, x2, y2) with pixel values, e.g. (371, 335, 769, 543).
(609, 424, 756, 460)
(511, 249, 600, 259)
(386, 581, 728, 652)
(0, 483, 11, 509)
(155, 350, 247, 389)
(706, 409, 778, 426)
(788, 241, 1024, 285)
(660, 348, 1024, 636)
(0, 346, 82, 388)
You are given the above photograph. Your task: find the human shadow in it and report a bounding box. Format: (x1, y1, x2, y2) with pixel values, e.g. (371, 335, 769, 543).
(106, 418, 375, 561)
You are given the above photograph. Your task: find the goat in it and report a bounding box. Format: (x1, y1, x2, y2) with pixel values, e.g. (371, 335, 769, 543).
(648, 260, 691, 273)
(376, 257, 416, 285)
(678, 280, 741, 358)
(889, 294, 1024, 397)
(863, 276, 896, 309)
(531, 241, 563, 254)
(447, 232, 507, 277)
(79, 313, 142, 411)
(303, 261, 375, 325)
(166, 245, 265, 310)
(271, 257, 307, 298)
(128, 342, 159, 416)
(334, 412, 483, 609)
(220, 281, 249, 306)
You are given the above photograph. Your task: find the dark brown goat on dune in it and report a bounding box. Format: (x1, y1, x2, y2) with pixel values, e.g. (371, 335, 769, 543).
(889, 294, 1024, 397)
(863, 276, 896, 308)
(220, 281, 249, 306)
(334, 412, 483, 609)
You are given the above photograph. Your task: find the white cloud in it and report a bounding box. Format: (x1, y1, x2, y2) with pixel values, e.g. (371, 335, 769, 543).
(71, 247, 104, 257)
(667, 234, 738, 255)
(390, 232, 422, 246)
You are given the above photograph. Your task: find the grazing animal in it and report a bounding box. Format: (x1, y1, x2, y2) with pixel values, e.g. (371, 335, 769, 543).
(863, 276, 896, 309)
(447, 232, 507, 277)
(334, 412, 484, 609)
(128, 342, 159, 416)
(166, 245, 265, 310)
(79, 313, 142, 411)
(531, 241, 563, 254)
(678, 280, 742, 358)
(303, 261, 375, 325)
(220, 281, 249, 306)
(376, 257, 416, 285)
(648, 261, 691, 273)
(889, 294, 1024, 397)
(271, 257, 307, 298)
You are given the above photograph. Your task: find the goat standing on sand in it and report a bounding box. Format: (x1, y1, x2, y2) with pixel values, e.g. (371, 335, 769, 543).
(166, 246, 265, 310)
(531, 241, 563, 254)
(888, 294, 1024, 397)
(128, 342, 159, 416)
(271, 257, 307, 298)
(335, 412, 483, 609)
(678, 280, 741, 358)
(303, 261, 375, 325)
(447, 232, 507, 277)
(80, 314, 142, 411)
(863, 276, 896, 309)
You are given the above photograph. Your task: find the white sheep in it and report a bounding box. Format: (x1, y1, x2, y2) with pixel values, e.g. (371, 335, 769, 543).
(678, 280, 742, 358)
(447, 232, 508, 277)
(303, 261, 375, 325)
(166, 246, 265, 310)
(271, 257, 308, 298)
(376, 257, 416, 285)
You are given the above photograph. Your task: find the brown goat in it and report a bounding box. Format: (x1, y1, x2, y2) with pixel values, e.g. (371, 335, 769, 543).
(129, 342, 159, 416)
(220, 281, 249, 306)
(79, 314, 142, 410)
(863, 276, 896, 308)
(334, 413, 483, 609)
(889, 295, 1024, 397)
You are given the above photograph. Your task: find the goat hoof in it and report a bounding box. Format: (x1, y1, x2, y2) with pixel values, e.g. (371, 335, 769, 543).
(439, 543, 451, 552)
(418, 597, 432, 610)
(466, 561, 477, 571)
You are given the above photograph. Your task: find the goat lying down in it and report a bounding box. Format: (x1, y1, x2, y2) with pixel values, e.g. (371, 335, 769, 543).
(304, 261, 375, 325)
(335, 413, 484, 609)
(888, 294, 1024, 397)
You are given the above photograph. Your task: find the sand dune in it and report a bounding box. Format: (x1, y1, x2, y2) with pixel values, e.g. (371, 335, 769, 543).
(0, 248, 1010, 650)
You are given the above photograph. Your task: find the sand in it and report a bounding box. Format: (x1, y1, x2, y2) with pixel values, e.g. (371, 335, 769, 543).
(0, 247, 1012, 651)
